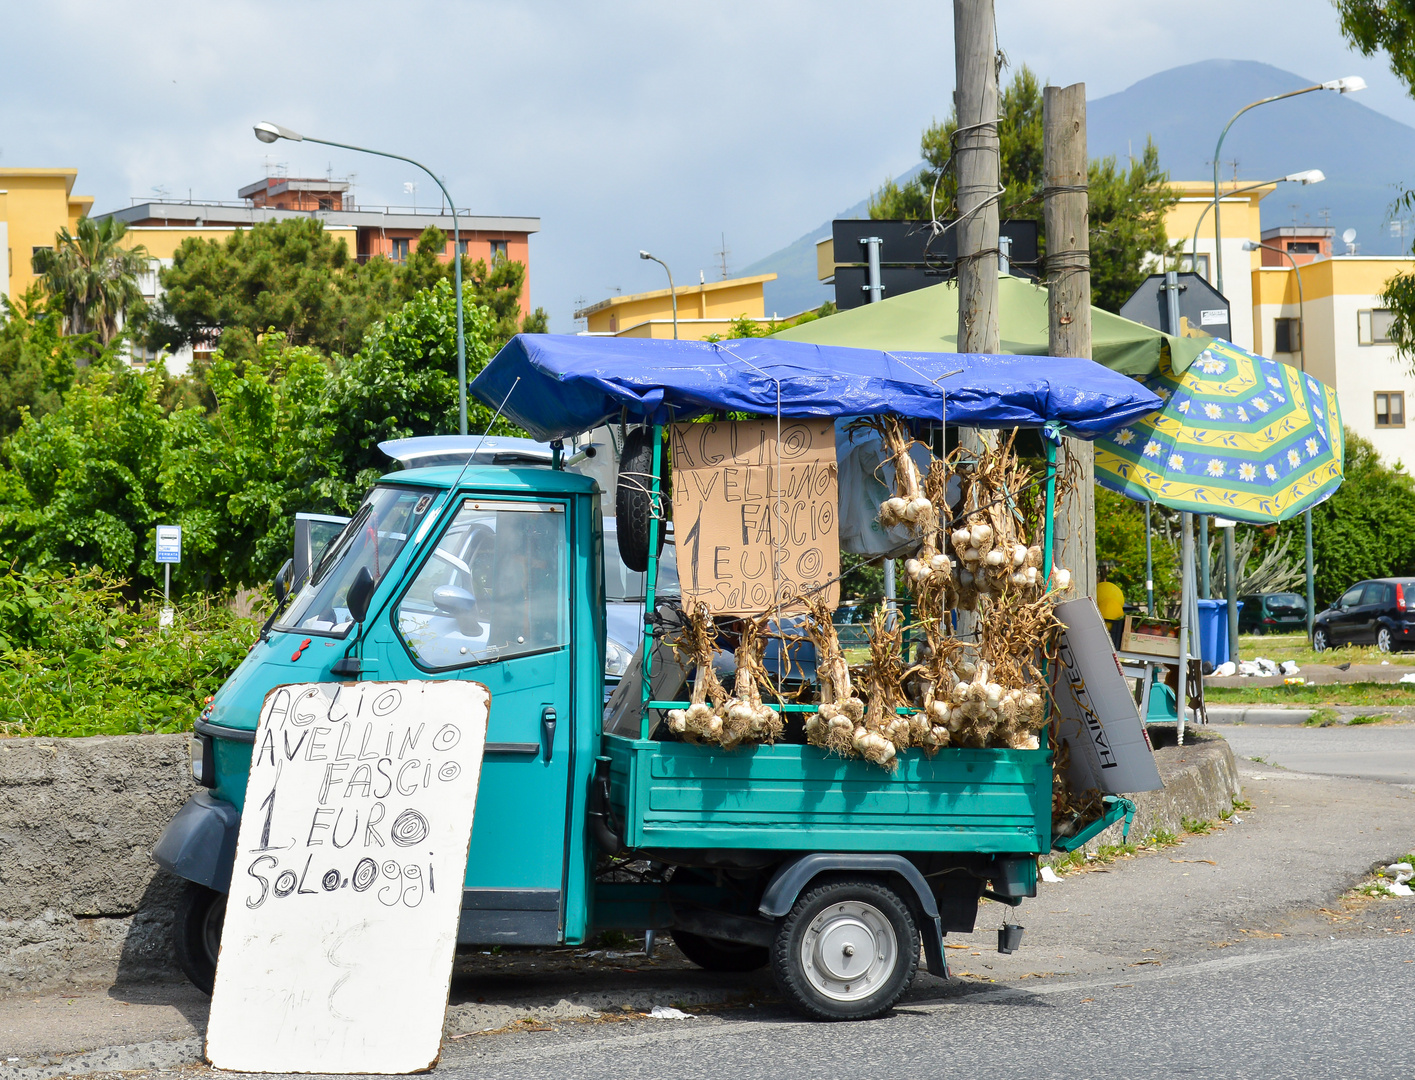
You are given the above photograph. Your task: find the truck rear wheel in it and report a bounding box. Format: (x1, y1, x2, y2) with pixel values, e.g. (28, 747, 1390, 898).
(174, 882, 225, 995)
(771, 878, 919, 1021)
(671, 929, 769, 972)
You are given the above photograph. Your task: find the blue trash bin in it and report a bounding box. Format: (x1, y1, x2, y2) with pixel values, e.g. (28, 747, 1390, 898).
(1196, 599, 1243, 667)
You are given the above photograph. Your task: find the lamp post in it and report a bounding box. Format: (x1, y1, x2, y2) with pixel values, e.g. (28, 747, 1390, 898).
(1210, 77, 1364, 295)
(639, 251, 678, 339)
(1245, 237, 1317, 639)
(254, 122, 470, 435)
(1191, 170, 1324, 281)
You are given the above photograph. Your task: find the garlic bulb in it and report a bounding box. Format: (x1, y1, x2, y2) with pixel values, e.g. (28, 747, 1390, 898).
(970, 522, 993, 547)
(984, 548, 1006, 567)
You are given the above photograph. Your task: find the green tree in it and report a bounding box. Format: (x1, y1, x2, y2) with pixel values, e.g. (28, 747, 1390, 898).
(1094, 487, 1179, 607)
(0, 361, 171, 590)
(869, 65, 1177, 312)
(31, 217, 150, 346)
(147, 218, 388, 362)
(1277, 433, 1415, 601)
(0, 288, 82, 437)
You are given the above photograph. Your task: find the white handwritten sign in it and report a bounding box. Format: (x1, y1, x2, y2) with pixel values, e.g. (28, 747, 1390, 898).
(669, 419, 839, 614)
(206, 680, 489, 1074)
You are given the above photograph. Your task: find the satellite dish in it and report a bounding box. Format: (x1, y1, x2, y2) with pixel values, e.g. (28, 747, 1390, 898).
(1343, 228, 1358, 245)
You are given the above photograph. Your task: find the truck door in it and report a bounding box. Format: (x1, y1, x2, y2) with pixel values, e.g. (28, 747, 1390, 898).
(375, 497, 573, 945)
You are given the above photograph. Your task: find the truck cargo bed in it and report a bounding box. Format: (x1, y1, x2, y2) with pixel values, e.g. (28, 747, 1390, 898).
(603, 733, 1052, 854)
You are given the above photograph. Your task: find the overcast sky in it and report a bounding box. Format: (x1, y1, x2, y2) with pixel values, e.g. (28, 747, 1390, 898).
(2, 0, 1409, 332)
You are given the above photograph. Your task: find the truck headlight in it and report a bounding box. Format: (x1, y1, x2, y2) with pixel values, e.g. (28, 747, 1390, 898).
(190, 733, 216, 788)
(605, 639, 633, 679)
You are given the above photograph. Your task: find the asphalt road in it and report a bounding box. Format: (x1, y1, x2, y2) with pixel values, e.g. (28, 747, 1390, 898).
(439, 935, 1415, 1080)
(1214, 720, 1415, 787)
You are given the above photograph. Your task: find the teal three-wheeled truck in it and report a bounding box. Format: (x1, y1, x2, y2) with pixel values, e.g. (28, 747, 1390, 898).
(154, 334, 1159, 1020)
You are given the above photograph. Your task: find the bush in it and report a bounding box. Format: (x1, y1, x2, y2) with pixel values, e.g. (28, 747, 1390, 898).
(0, 567, 258, 738)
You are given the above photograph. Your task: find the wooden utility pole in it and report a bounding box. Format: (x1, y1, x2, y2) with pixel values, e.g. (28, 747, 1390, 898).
(1043, 82, 1097, 598)
(953, 0, 1000, 364)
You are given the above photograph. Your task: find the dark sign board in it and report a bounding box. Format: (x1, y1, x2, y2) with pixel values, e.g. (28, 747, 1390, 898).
(829, 219, 1040, 310)
(1118, 272, 1232, 341)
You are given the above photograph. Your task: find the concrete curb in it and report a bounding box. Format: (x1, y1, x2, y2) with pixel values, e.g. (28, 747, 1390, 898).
(1207, 706, 1315, 725)
(0, 1037, 204, 1080)
(1047, 726, 1242, 861)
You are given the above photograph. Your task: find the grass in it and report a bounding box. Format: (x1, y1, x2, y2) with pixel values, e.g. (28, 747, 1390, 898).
(1234, 632, 1415, 667)
(1048, 826, 1185, 874)
(1302, 707, 1340, 728)
(1208, 682, 1415, 707)
(1347, 714, 1387, 726)
(1181, 816, 1214, 835)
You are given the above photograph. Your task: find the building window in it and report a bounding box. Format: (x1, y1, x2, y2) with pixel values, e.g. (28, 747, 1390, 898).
(1287, 241, 1320, 254)
(317, 197, 334, 211)
(1177, 253, 1210, 281)
(390, 238, 410, 263)
(1376, 392, 1406, 428)
(1273, 317, 1302, 354)
(457, 239, 469, 256)
(30, 245, 52, 272)
(1358, 308, 1396, 345)
(490, 239, 508, 261)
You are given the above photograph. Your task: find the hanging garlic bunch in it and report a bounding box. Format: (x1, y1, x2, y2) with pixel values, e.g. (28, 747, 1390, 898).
(802, 599, 865, 757)
(875, 417, 936, 536)
(718, 616, 783, 748)
(854, 605, 909, 769)
(666, 601, 729, 742)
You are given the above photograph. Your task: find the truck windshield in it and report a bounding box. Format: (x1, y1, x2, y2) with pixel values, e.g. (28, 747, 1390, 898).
(276, 486, 433, 637)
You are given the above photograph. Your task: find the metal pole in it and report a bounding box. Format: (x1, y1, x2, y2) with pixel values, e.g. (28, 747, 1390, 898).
(1163, 269, 1182, 335)
(164, 563, 170, 606)
(1199, 515, 1210, 599)
(1177, 512, 1192, 746)
(1224, 524, 1239, 663)
(1305, 509, 1316, 640)
(861, 237, 884, 303)
(1210, 83, 1339, 295)
(1144, 503, 1154, 615)
(641, 253, 678, 339)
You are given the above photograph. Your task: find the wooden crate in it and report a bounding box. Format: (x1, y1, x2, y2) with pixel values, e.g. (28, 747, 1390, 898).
(1120, 615, 1181, 659)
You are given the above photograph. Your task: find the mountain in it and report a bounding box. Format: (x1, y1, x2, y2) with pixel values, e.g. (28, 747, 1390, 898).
(742, 164, 924, 318)
(743, 60, 1415, 312)
(1088, 59, 1415, 257)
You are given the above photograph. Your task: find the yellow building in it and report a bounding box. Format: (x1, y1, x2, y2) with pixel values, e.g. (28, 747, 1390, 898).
(0, 168, 94, 303)
(575, 273, 778, 340)
(1163, 180, 1415, 463)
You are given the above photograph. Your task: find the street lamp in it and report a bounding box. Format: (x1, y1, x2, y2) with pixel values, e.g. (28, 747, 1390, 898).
(1245, 237, 1317, 639)
(254, 122, 471, 435)
(1190, 170, 1324, 280)
(1210, 76, 1364, 295)
(639, 250, 678, 339)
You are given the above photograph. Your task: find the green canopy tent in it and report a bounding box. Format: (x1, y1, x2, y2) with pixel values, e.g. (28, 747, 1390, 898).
(775, 275, 1211, 377)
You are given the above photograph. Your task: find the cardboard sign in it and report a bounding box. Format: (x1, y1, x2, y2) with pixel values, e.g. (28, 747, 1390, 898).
(669, 419, 839, 613)
(1051, 598, 1164, 796)
(206, 680, 489, 1074)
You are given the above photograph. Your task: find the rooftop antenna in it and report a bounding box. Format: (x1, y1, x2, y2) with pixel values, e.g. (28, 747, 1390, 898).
(403, 181, 417, 212)
(1289, 202, 1301, 226)
(1319, 207, 1331, 228)
(1342, 227, 1358, 254)
(716, 232, 730, 279)
(152, 185, 170, 200)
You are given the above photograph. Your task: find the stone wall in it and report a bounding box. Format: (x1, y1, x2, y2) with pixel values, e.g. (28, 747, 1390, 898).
(0, 735, 195, 995)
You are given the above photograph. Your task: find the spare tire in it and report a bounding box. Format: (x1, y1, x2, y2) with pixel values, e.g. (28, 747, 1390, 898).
(615, 426, 669, 573)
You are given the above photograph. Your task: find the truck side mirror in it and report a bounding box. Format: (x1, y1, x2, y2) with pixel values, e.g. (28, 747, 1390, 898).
(346, 567, 376, 625)
(273, 558, 294, 604)
(433, 585, 483, 637)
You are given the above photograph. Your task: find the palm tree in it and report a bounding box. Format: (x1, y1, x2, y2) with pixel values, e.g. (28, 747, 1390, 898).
(32, 217, 150, 346)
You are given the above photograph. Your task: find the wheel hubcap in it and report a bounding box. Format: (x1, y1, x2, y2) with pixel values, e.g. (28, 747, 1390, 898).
(1380, 630, 1392, 651)
(801, 901, 897, 1002)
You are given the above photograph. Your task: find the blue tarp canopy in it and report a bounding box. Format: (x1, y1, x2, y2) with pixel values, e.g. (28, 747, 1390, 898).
(472, 334, 1162, 441)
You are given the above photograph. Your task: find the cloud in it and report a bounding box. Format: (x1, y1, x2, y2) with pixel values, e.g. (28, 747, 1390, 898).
(1, 0, 1406, 329)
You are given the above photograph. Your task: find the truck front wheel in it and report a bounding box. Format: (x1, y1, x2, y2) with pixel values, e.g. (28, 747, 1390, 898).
(671, 929, 769, 972)
(771, 878, 919, 1021)
(174, 882, 225, 995)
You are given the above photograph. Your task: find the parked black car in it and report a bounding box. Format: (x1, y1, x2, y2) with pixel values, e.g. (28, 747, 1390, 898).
(1237, 591, 1307, 635)
(1311, 578, 1415, 652)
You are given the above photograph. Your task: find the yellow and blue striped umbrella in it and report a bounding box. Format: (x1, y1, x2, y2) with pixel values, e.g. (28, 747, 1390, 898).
(1094, 339, 1343, 524)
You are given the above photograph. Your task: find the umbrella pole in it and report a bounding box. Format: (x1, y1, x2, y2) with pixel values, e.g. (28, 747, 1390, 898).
(1199, 516, 1210, 599)
(1304, 509, 1316, 640)
(1177, 512, 1193, 746)
(1144, 503, 1154, 616)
